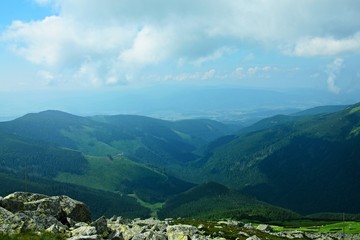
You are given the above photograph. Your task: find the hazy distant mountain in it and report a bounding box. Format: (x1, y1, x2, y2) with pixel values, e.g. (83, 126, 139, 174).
(195, 103, 360, 214)
(291, 105, 349, 116)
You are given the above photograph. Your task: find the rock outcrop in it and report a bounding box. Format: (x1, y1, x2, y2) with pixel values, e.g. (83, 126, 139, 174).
(3, 192, 91, 223)
(0, 192, 90, 235)
(1, 192, 360, 240)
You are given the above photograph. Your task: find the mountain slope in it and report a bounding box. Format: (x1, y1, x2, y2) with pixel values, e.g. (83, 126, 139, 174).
(195, 103, 360, 214)
(0, 111, 227, 207)
(0, 171, 150, 219)
(0, 130, 194, 206)
(0, 110, 92, 149)
(158, 182, 300, 221)
(55, 155, 194, 203)
(0, 110, 237, 167)
(0, 130, 88, 178)
(291, 105, 349, 116)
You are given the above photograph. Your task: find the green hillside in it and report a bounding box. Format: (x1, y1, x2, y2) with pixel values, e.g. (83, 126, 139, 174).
(56, 155, 194, 203)
(195, 103, 360, 214)
(0, 130, 194, 206)
(1, 104, 360, 217)
(0, 130, 87, 178)
(0, 171, 150, 219)
(0, 110, 235, 204)
(291, 105, 349, 116)
(0, 110, 237, 168)
(0, 110, 92, 148)
(158, 182, 300, 221)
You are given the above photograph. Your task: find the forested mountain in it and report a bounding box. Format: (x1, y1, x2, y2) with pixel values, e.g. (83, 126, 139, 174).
(0, 130, 87, 178)
(0, 111, 241, 219)
(0, 110, 238, 167)
(194, 103, 360, 214)
(0, 171, 150, 219)
(158, 182, 300, 221)
(0, 103, 359, 218)
(291, 105, 349, 116)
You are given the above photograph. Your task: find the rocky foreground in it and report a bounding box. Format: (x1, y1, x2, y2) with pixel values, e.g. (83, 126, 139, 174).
(1, 192, 360, 240)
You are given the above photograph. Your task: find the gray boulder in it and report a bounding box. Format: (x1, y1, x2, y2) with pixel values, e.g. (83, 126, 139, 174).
(4, 192, 48, 203)
(90, 216, 110, 236)
(244, 223, 253, 229)
(0, 206, 13, 219)
(0, 207, 18, 234)
(256, 224, 272, 232)
(246, 235, 261, 240)
(70, 225, 97, 238)
(54, 195, 91, 223)
(46, 222, 67, 233)
(0, 209, 63, 234)
(3, 192, 91, 223)
(166, 224, 199, 240)
(0, 198, 24, 212)
(108, 229, 125, 240)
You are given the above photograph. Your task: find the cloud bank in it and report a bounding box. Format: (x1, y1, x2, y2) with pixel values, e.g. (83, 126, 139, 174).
(1, 0, 360, 87)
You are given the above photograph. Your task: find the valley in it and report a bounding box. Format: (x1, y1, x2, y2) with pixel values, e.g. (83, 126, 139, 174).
(0, 103, 359, 223)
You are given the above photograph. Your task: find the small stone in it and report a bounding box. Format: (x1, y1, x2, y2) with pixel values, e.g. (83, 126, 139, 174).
(246, 235, 261, 240)
(166, 225, 199, 240)
(217, 221, 228, 225)
(256, 224, 272, 232)
(71, 225, 97, 237)
(108, 229, 124, 240)
(67, 235, 99, 240)
(244, 223, 253, 229)
(45, 223, 67, 233)
(238, 231, 249, 237)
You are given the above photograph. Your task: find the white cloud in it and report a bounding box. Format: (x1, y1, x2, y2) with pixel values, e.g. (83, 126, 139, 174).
(162, 69, 217, 82)
(326, 58, 344, 94)
(119, 26, 174, 65)
(3, 16, 69, 66)
(233, 67, 244, 79)
(247, 67, 259, 75)
(202, 69, 216, 80)
(38, 70, 54, 80)
(247, 66, 274, 75)
(291, 33, 360, 56)
(1, 0, 360, 87)
(192, 47, 235, 66)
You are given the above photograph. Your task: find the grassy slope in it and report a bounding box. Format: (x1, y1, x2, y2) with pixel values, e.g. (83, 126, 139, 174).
(56, 155, 162, 192)
(273, 221, 360, 234)
(55, 155, 194, 203)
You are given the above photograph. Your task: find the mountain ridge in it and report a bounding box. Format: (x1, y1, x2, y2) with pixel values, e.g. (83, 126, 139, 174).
(0, 103, 359, 217)
(193, 102, 360, 214)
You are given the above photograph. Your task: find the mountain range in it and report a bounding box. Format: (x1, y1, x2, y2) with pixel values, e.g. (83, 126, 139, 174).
(0, 103, 359, 219)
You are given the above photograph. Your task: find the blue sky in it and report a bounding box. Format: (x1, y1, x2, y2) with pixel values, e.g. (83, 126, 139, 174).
(1, 0, 360, 118)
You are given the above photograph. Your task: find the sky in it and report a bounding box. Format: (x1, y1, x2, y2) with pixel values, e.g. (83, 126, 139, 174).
(1, 0, 360, 119)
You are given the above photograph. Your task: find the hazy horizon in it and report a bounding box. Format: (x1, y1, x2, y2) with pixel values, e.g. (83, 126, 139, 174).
(1, 1, 360, 120)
